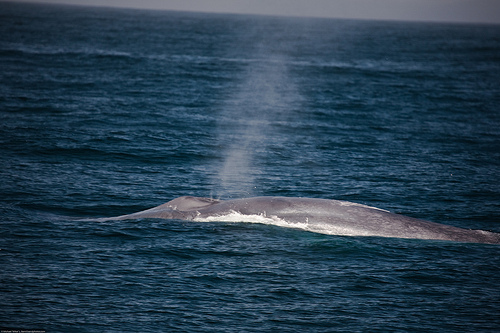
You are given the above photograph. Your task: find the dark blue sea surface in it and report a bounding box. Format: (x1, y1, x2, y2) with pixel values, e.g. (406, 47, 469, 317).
(1, 2, 500, 332)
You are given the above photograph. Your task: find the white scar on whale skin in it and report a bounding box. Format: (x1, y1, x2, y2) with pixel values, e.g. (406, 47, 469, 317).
(90, 196, 500, 244)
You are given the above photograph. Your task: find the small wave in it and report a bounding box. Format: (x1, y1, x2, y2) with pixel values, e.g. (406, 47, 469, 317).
(1, 43, 134, 59)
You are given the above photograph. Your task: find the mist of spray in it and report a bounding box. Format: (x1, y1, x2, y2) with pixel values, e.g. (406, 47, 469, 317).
(213, 51, 296, 198)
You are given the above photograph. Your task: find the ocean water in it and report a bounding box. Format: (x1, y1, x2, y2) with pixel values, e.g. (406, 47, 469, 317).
(1, 2, 500, 332)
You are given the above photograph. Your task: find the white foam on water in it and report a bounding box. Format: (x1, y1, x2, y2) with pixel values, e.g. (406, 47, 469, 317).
(193, 210, 365, 237)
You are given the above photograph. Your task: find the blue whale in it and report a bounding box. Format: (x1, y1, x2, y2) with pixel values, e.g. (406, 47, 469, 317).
(95, 196, 500, 244)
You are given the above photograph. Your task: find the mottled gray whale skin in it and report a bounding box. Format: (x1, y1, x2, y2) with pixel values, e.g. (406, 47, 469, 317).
(96, 196, 500, 244)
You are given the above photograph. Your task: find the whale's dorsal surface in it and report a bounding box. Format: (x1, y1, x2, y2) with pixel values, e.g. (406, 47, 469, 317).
(159, 196, 220, 211)
(94, 196, 500, 244)
(100, 196, 220, 221)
